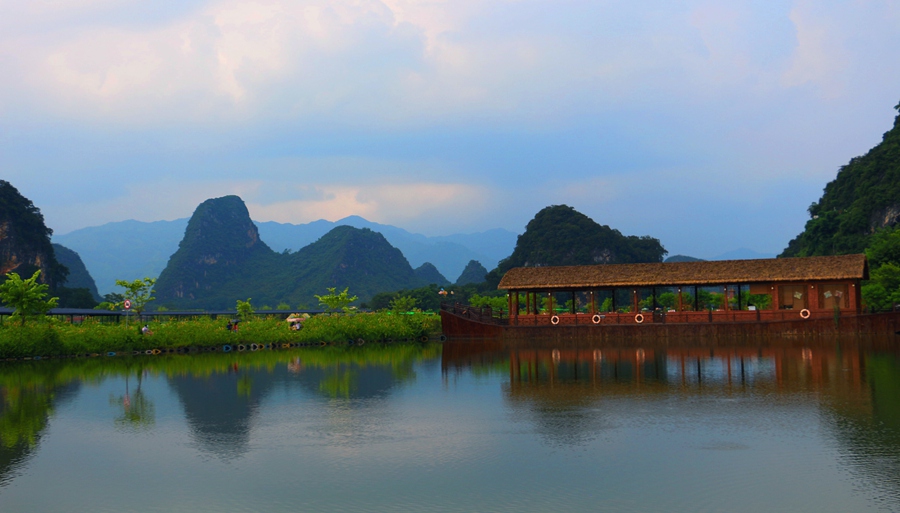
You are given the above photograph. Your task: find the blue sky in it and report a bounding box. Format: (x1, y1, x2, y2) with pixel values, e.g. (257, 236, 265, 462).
(2, 0, 899, 259)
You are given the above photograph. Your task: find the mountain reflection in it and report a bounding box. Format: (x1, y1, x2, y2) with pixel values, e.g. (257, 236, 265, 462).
(167, 344, 439, 459)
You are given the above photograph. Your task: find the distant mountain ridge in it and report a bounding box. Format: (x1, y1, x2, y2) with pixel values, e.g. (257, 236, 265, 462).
(56, 216, 516, 295)
(154, 196, 427, 309)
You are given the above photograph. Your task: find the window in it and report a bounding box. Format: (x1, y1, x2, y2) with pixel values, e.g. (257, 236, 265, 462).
(779, 285, 807, 310)
(818, 283, 849, 309)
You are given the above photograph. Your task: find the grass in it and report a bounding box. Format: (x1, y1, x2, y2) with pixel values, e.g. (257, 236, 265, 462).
(0, 312, 443, 359)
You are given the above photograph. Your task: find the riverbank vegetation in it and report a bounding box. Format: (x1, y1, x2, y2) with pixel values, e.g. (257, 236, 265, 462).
(0, 312, 441, 359)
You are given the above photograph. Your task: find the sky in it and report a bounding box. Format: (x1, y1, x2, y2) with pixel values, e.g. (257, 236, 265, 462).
(2, 0, 899, 259)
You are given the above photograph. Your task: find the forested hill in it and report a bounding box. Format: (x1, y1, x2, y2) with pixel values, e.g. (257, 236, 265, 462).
(52, 244, 100, 300)
(154, 196, 424, 309)
(782, 102, 900, 257)
(0, 180, 67, 287)
(486, 205, 667, 285)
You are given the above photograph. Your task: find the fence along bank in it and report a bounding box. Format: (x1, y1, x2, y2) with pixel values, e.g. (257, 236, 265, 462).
(440, 254, 900, 339)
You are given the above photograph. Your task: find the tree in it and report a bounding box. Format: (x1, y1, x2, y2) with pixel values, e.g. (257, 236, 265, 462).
(315, 287, 358, 313)
(0, 270, 59, 326)
(115, 278, 156, 317)
(389, 296, 419, 313)
(469, 294, 507, 311)
(236, 298, 254, 322)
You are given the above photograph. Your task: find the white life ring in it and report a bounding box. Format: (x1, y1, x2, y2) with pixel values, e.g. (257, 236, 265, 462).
(800, 308, 810, 319)
(550, 315, 560, 325)
(634, 313, 644, 324)
(591, 314, 602, 324)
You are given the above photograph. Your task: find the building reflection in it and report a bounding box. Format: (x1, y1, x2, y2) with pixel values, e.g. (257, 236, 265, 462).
(442, 337, 900, 500)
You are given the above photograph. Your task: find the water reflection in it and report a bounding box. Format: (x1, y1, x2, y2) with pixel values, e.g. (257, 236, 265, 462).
(0, 362, 80, 487)
(0, 339, 898, 512)
(443, 337, 900, 505)
(166, 344, 439, 459)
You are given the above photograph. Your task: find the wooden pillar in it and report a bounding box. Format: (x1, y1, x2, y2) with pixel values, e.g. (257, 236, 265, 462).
(694, 286, 699, 311)
(809, 284, 819, 310)
(611, 289, 617, 312)
(590, 291, 596, 314)
(548, 292, 553, 315)
(572, 291, 576, 314)
(850, 281, 861, 314)
(771, 284, 780, 310)
(632, 289, 639, 313)
(677, 287, 684, 312)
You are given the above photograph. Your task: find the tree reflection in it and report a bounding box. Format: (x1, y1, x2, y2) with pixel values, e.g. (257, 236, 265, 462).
(0, 362, 79, 487)
(109, 368, 155, 430)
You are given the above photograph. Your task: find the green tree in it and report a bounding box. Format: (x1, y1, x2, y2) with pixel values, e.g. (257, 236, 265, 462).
(469, 294, 507, 311)
(0, 270, 59, 326)
(236, 298, 254, 322)
(315, 287, 358, 313)
(115, 278, 156, 317)
(389, 296, 419, 313)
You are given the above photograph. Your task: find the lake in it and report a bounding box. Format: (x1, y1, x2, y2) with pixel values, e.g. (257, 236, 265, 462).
(1, 337, 899, 512)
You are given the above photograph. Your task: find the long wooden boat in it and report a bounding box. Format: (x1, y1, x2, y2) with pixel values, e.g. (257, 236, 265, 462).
(440, 254, 900, 340)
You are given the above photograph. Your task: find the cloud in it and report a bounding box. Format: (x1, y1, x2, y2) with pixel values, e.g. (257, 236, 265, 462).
(4, 0, 900, 256)
(246, 181, 489, 228)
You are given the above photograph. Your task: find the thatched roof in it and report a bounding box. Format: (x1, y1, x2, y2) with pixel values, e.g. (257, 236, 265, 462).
(498, 254, 868, 291)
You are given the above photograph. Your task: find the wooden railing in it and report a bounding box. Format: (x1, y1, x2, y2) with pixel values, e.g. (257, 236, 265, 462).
(442, 304, 858, 327)
(440, 302, 509, 325)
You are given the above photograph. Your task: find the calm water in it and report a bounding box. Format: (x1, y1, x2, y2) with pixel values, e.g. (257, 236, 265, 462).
(1, 338, 900, 512)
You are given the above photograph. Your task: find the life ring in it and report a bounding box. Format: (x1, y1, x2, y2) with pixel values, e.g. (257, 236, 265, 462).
(439, 334, 447, 342)
(551, 315, 560, 325)
(222, 344, 232, 352)
(635, 313, 644, 324)
(237, 344, 246, 351)
(591, 314, 602, 324)
(800, 308, 811, 319)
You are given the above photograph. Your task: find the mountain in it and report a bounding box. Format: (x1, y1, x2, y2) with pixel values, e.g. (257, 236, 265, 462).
(154, 196, 422, 310)
(414, 263, 450, 286)
(52, 244, 100, 300)
(782, 102, 900, 257)
(0, 180, 67, 288)
(456, 260, 488, 285)
(53, 218, 188, 296)
(154, 196, 274, 307)
(257, 216, 516, 281)
(711, 248, 775, 261)
(55, 216, 517, 296)
(486, 205, 667, 285)
(664, 254, 705, 263)
(272, 226, 422, 306)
